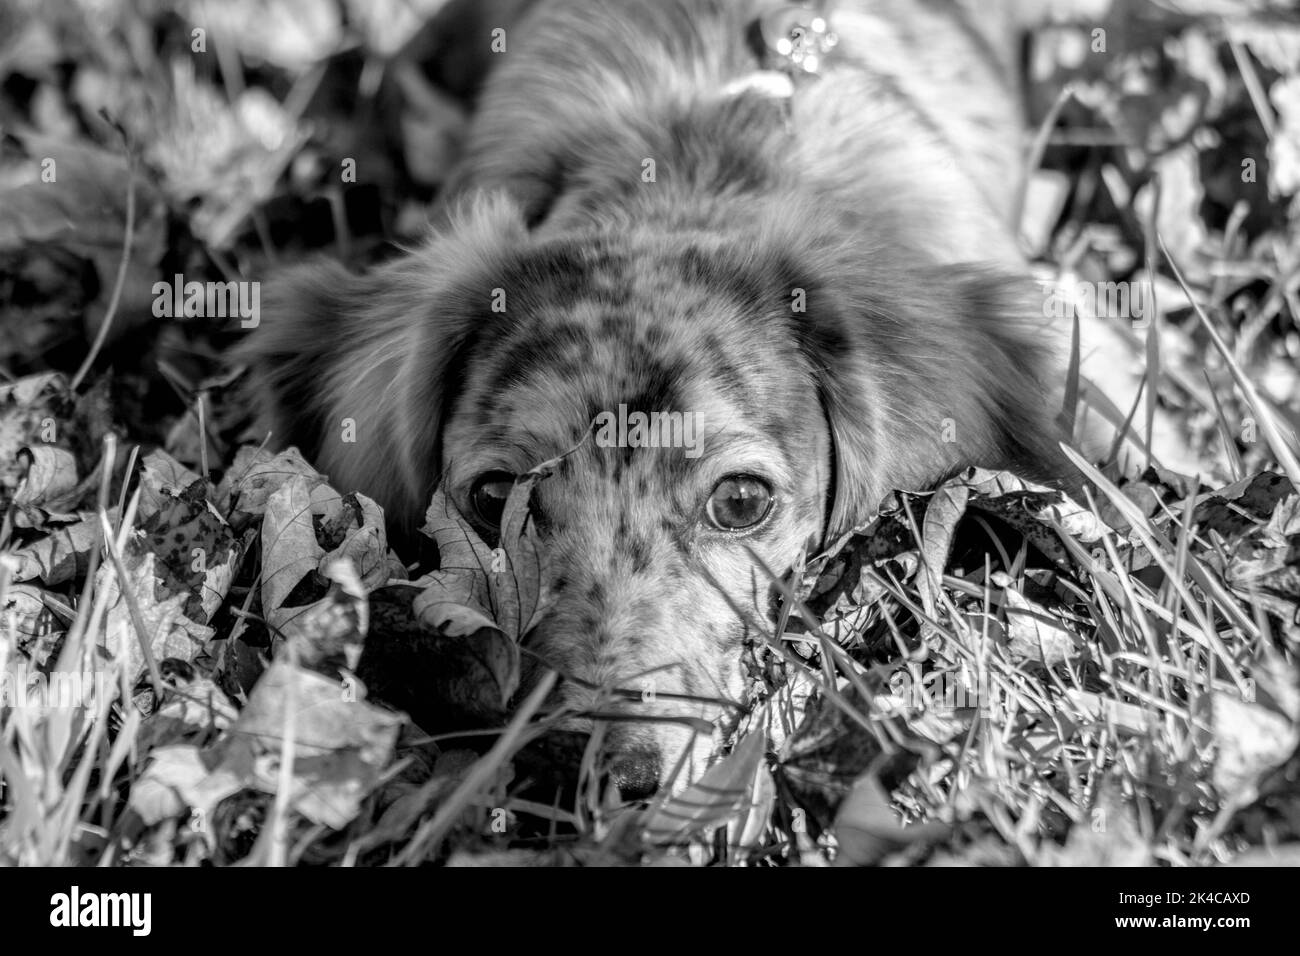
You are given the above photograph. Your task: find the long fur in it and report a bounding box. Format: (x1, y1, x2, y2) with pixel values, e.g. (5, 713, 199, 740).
(239, 0, 1069, 791)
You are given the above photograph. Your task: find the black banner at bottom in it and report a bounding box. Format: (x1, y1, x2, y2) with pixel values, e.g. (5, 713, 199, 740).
(0, 865, 1278, 943)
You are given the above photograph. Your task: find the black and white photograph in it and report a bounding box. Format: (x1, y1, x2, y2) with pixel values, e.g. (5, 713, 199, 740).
(0, 0, 1297, 897)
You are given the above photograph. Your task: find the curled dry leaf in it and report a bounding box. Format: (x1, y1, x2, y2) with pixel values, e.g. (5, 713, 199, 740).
(218, 662, 403, 831)
(0, 582, 66, 670)
(11, 444, 78, 524)
(991, 571, 1085, 666)
(291, 559, 370, 673)
(261, 475, 327, 644)
(412, 462, 559, 710)
(318, 492, 392, 593)
(1209, 652, 1300, 807)
(137, 449, 200, 522)
(99, 545, 215, 683)
(1218, 493, 1300, 646)
(217, 445, 337, 525)
(833, 772, 949, 867)
(641, 729, 768, 846)
(0, 372, 67, 507)
(129, 744, 211, 827)
(139, 672, 238, 751)
(261, 476, 388, 637)
(958, 466, 1118, 567)
(412, 567, 518, 711)
(10, 510, 110, 585)
(131, 660, 402, 833)
(917, 482, 969, 623)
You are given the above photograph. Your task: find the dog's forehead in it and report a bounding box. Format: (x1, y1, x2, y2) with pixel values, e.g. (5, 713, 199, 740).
(449, 306, 772, 484)
(444, 238, 820, 467)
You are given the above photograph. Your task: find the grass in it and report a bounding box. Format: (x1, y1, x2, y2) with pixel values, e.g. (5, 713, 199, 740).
(4, 413, 1296, 865)
(2, 0, 1300, 865)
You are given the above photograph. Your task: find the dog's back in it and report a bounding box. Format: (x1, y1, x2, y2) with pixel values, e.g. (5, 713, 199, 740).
(448, 0, 1029, 264)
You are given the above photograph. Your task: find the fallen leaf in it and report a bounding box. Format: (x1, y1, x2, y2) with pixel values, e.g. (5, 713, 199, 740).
(11, 444, 78, 520)
(137, 449, 200, 522)
(992, 572, 1086, 666)
(219, 660, 403, 829)
(0, 582, 66, 668)
(289, 559, 370, 673)
(1209, 653, 1300, 807)
(411, 467, 559, 709)
(139, 672, 238, 751)
(261, 475, 327, 646)
(917, 483, 968, 622)
(129, 744, 211, 827)
(10, 510, 108, 585)
(412, 568, 518, 709)
(0, 372, 68, 507)
(1038, 784, 1152, 866)
(99, 545, 214, 683)
(139, 479, 237, 625)
(833, 772, 949, 866)
(218, 445, 337, 524)
(134, 656, 404, 833)
(318, 493, 391, 592)
(641, 730, 769, 845)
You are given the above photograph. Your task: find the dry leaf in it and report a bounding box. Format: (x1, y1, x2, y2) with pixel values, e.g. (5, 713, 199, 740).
(641, 730, 769, 845)
(1210, 654, 1300, 806)
(137, 449, 200, 522)
(99, 545, 214, 682)
(10, 511, 107, 585)
(833, 772, 949, 866)
(218, 445, 337, 523)
(992, 572, 1085, 666)
(11, 444, 78, 518)
(261, 475, 327, 646)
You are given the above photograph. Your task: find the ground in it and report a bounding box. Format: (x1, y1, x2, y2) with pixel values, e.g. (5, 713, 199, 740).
(1, 0, 1299, 866)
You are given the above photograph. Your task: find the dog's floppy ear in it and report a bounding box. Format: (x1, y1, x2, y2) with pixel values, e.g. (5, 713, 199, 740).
(798, 259, 1068, 540)
(236, 194, 526, 528)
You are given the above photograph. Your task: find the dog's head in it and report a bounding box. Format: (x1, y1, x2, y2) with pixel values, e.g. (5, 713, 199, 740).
(244, 195, 1064, 796)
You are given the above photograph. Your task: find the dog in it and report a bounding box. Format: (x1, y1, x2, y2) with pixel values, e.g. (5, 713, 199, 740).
(241, 0, 1070, 798)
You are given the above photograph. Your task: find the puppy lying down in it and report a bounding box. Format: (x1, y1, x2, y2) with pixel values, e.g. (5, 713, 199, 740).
(242, 0, 1070, 798)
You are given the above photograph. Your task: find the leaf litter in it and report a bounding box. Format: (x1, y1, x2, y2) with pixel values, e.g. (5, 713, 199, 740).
(2, 0, 1300, 867)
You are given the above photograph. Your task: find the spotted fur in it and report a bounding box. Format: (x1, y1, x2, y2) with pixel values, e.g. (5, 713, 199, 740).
(240, 0, 1068, 794)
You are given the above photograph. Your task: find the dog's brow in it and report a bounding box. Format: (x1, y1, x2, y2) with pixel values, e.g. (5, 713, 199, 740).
(688, 430, 791, 478)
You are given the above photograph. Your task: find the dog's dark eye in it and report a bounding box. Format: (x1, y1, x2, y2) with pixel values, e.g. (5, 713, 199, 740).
(706, 476, 773, 531)
(470, 471, 515, 527)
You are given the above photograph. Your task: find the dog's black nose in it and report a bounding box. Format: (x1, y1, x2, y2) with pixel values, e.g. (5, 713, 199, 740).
(608, 751, 661, 802)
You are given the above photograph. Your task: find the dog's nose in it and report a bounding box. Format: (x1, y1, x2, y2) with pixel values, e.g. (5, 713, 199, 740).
(608, 751, 662, 802)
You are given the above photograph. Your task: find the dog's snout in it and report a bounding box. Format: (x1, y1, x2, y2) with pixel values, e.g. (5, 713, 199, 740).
(608, 750, 662, 802)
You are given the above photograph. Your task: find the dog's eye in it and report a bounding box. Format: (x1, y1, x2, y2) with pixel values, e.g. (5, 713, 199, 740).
(706, 475, 773, 531)
(470, 471, 515, 527)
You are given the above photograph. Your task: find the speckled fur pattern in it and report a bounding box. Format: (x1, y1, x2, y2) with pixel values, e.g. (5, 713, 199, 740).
(240, 0, 1068, 791)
